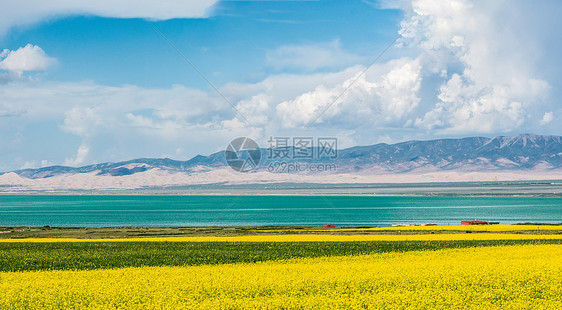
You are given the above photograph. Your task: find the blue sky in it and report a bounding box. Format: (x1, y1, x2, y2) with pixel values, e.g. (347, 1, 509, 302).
(3, 1, 400, 87)
(0, 0, 561, 171)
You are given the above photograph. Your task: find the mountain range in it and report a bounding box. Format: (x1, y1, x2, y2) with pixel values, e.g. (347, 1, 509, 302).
(1, 134, 561, 190)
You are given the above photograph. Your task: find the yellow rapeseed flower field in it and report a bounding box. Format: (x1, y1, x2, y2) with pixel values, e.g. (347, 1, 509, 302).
(259, 224, 562, 233)
(0, 233, 561, 243)
(1, 244, 560, 309)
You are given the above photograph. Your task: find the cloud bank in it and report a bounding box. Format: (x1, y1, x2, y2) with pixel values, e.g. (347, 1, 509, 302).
(272, 0, 552, 134)
(396, 0, 551, 134)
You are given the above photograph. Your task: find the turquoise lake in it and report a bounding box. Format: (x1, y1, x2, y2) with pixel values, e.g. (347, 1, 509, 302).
(0, 195, 560, 227)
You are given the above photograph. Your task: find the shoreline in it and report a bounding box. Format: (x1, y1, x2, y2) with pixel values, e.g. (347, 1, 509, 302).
(1, 224, 561, 239)
(2, 177, 562, 194)
(1, 179, 562, 196)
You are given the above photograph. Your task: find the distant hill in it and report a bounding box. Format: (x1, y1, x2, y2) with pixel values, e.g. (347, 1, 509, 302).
(9, 133, 562, 179)
(2, 134, 561, 190)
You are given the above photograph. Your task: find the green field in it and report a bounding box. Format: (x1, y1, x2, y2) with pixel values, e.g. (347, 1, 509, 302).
(1, 239, 560, 272)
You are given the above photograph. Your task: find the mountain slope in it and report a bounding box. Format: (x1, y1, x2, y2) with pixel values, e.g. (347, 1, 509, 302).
(3, 134, 562, 186)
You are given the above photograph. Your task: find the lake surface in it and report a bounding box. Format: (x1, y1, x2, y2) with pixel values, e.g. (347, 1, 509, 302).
(0, 195, 560, 227)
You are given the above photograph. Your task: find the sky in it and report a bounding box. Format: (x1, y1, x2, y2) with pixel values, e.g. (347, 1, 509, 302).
(0, 0, 561, 171)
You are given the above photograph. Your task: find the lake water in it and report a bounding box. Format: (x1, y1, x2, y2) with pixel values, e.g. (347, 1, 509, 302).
(0, 195, 560, 227)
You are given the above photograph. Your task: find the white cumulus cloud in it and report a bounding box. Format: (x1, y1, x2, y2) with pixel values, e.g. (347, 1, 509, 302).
(540, 112, 554, 126)
(392, 0, 552, 133)
(64, 143, 90, 167)
(0, 44, 56, 75)
(276, 57, 422, 128)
